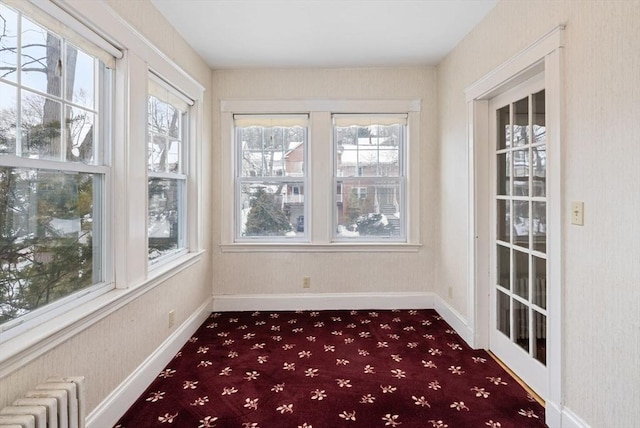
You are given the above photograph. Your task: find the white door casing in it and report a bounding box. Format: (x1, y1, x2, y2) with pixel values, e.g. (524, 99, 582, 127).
(465, 25, 564, 427)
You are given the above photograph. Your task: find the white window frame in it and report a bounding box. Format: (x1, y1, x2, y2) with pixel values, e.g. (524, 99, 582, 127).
(220, 99, 422, 252)
(0, 0, 205, 376)
(0, 0, 115, 341)
(233, 114, 309, 242)
(147, 73, 192, 265)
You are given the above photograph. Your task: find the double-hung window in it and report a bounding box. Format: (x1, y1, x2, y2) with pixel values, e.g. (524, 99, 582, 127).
(0, 2, 113, 333)
(333, 114, 406, 241)
(234, 115, 308, 240)
(147, 75, 191, 263)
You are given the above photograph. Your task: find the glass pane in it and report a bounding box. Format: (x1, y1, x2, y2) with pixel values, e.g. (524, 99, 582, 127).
(239, 181, 304, 238)
(533, 256, 546, 309)
(533, 201, 546, 253)
(336, 124, 401, 178)
(513, 300, 530, 352)
(148, 177, 182, 260)
(496, 152, 510, 196)
(532, 145, 546, 197)
(0, 82, 17, 155)
(65, 44, 94, 109)
(532, 90, 546, 144)
(336, 179, 401, 238)
(21, 91, 62, 160)
(496, 105, 510, 150)
(512, 149, 529, 196)
(496, 291, 510, 337)
(167, 140, 180, 173)
(513, 250, 529, 300)
(496, 199, 510, 242)
(168, 104, 181, 139)
(239, 126, 306, 178)
(0, 167, 98, 324)
(513, 97, 529, 147)
(513, 201, 529, 248)
(533, 311, 546, 365)
(21, 17, 61, 97)
(497, 244, 510, 290)
(0, 4, 18, 82)
(148, 134, 167, 172)
(66, 107, 94, 163)
(148, 96, 168, 134)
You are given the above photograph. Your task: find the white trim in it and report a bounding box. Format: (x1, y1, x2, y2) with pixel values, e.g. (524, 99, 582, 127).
(219, 243, 421, 253)
(545, 402, 592, 428)
(466, 24, 564, 424)
(86, 296, 212, 428)
(433, 294, 475, 347)
(221, 98, 421, 114)
(212, 292, 434, 312)
(0, 252, 203, 379)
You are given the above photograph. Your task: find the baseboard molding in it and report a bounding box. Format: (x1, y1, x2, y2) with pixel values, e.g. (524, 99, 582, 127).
(212, 292, 435, 312)
(87, 296, 213, 428)
(433, 294, 475, 348)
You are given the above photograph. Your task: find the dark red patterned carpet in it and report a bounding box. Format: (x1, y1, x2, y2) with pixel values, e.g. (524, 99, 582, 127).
(116, 309, 546, 427)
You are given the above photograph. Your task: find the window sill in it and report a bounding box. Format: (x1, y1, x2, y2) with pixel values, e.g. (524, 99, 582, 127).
(0, 250, 205, 378)
(219, 243, 422, 253)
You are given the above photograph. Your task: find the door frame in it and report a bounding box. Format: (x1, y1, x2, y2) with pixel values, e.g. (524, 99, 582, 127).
(465, 25, 564, 426)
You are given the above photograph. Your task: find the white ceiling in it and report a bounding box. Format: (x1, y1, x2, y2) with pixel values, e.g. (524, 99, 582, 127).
(150, 0, 498, 69)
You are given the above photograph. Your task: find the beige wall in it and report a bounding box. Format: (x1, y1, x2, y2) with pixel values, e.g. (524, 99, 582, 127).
(437, 0, 640, 425)
(0, 0, 213, 414)
(211, 67, 437, 295)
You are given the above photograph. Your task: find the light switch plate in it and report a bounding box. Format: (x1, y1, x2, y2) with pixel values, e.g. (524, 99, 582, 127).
(571, 201, 584, 225)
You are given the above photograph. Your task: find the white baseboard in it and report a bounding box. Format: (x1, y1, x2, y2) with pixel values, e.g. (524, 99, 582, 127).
(433, 294, 475, 348)
(87, 296, 213, 428)
(212, 292, 435, 312)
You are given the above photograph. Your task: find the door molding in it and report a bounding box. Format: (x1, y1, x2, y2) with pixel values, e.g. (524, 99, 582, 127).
(465, 25, 564, 426)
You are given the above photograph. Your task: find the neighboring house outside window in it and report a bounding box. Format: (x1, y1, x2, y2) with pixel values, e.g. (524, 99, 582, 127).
(0, 2, 113, 331)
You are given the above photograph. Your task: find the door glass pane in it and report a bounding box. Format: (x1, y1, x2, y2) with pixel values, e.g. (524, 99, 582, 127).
(532, 201, 546, 253)
(533, 311, 547, 365)
(513, 300, 530, 352)
(532, 91, 546, 144)
(513, 250, 529, 299)
(496, 152, 510, 196)
(533, 256, 546, 309)
(513, 201, 529, 248)
(496, 199, 510, 243)
(512, 149, 529, 196)
(497, 291, 510, 337)
(497, 245, 510, 290)
(497, 105, 510, 150)
(513, 97, 529, 147)
(532, 145, 546, 197)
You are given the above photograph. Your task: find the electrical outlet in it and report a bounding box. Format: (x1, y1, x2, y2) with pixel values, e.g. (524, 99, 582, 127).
(168, 309, 175, 328)
(303, 277, 311, 288)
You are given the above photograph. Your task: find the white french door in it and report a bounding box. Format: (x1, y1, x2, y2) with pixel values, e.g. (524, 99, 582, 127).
(489, 73, 548, 399)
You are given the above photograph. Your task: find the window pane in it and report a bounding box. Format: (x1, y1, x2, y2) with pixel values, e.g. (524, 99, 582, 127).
(496, 290, 510, 337)
(533, 201, 546, 253)
(0, 167, 99, 324)
(239, 182, 303, 238)
(336, 179, 401, 238)
(513, 299, 530, 352)
(532, 145, 546, 197)
(496, 152, 510, 196)
(496, 199, 510, 242)
(497, 244, 510, 290)
(148, 177, 183, 261)
(336, 124, 401, 177)
(0, 82, 17, 155)
(21, 90, 62, 160)
(238, 126, 305, 178)
(66, 106, 95, 163)
(148, 96, 184, 173)
(513, 97, 529, 147)
(21, 17, 61, 97)
(533, 256, 546, 309)
(0, 4, 18, 83)
(513, 250, 529, 300)
(533, 310, 546, 365)
(513, 200, 529, 248)
(148, 134, 167, 172)
(65, 44, 94, 109)
(496, 105, 510, 150)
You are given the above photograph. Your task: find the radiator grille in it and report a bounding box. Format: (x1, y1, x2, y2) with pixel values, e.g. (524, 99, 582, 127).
(0, 376, 85, 428)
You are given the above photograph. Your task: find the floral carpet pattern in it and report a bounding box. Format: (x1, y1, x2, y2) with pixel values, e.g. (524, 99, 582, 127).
(116, 309, 546, 427)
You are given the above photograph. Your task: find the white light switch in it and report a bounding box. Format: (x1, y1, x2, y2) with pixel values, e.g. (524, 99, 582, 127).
(571, 201, 584, 225)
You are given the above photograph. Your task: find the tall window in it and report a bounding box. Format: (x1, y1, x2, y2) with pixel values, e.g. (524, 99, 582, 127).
(333, 114, 406, 240)
(0, 3, 112, 328)
(147, 75, 190, 262)
(234, 115, 308, 240)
